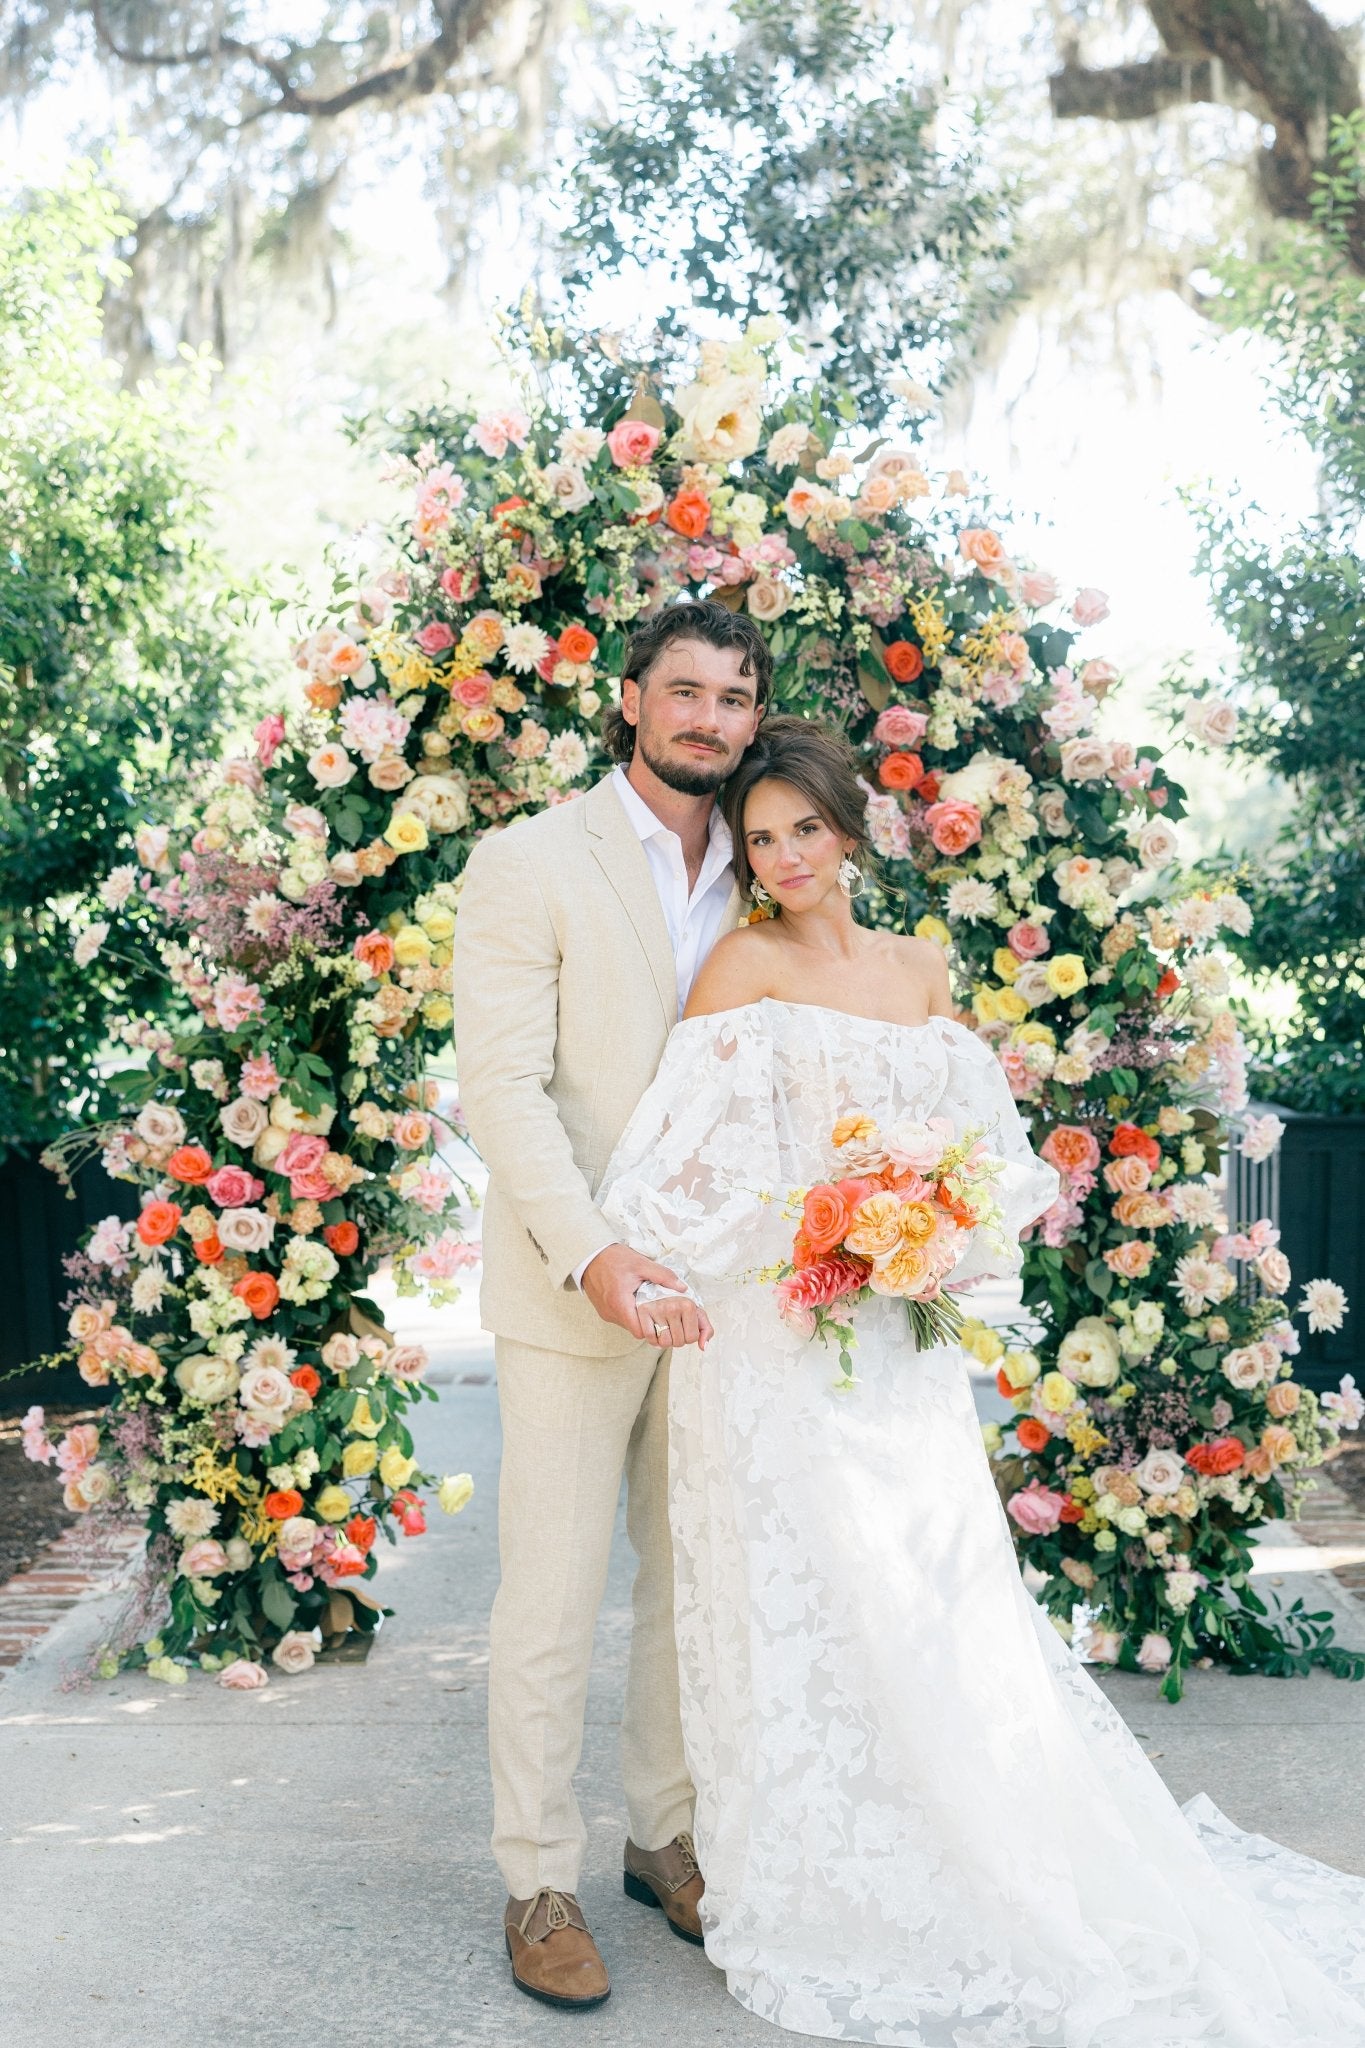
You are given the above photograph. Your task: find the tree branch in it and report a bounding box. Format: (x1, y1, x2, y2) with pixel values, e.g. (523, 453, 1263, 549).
(87, 0, 503, 120)
(1049, 55, 1226, 122)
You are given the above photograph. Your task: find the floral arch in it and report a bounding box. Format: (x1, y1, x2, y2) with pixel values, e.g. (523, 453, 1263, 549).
(27, 320, 1357, 1700)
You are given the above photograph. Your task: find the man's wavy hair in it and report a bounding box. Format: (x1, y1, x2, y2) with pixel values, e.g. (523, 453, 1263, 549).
(602, 599, 774, 763)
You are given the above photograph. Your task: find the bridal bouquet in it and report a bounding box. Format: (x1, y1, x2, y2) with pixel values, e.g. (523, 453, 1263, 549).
(775, 1112, 1009, 1384)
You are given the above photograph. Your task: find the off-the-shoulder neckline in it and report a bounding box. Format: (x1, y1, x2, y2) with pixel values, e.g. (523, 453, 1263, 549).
(679, 997, 978, 1039)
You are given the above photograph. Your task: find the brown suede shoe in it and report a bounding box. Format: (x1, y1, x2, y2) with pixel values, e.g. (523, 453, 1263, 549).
(504, 1889, 610, 2010)
(622, 1831, 706, 1945)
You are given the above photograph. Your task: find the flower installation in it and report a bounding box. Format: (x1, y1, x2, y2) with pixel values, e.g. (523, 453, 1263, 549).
(34, 315, 1356, 1699)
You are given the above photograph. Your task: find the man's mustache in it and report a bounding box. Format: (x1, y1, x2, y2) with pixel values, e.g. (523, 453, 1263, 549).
(671, 733, 727, 753)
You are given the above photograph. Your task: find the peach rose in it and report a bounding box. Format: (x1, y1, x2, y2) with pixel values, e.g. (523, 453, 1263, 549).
(1260, 1423, 1298, 1465)
(1264, 1381, 1301, 1419)
(218, 1660, 270, 1690)
(921, 800, 982, 857)
(1103, 1155, 1152, 1195)
(844, 1194, 904, 1259)
(959, 528, 1008, 573)
(1040, 1125, 1100, 1176)
(1103, 1239, 1155, 1279)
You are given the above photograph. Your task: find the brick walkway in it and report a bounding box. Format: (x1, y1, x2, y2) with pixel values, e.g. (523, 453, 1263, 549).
(0, 1518, 142, 1676)
(1294, 1467, 1365, 1597)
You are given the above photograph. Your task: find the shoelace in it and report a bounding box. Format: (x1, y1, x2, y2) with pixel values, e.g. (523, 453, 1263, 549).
(518, 1887, 576, 1940)
(675, 1832, 699, 1880)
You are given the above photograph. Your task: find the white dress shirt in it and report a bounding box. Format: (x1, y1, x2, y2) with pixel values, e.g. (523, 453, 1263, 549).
(571, 765, 736, 1288)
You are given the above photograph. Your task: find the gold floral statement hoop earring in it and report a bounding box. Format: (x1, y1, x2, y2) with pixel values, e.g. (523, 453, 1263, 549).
(838, 855, 865, 899)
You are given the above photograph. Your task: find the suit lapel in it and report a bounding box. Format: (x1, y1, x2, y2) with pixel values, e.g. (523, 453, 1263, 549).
(584, 776, 677, 1028)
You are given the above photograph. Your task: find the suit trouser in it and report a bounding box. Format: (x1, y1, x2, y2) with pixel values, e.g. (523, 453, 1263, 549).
(489, 1334, 694, 1898)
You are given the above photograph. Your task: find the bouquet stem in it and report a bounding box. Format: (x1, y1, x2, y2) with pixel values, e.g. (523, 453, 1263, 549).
(904, 1293, 966, 1352)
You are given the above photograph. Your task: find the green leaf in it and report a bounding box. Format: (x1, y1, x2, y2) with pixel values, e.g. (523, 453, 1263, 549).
(260, 1576, 297, 1631)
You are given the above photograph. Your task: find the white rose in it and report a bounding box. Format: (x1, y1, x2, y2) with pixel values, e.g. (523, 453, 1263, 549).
(220, 1097, 269, 1147)
(1132, 1447, 1187, 1495)
(1058, 737, 1111, 783)
(268, 1095, 336, 1136)
(1221, 1346, 1266, 1390)
(223, 1537, 254, 1572)
(252, 1126, 291, 1170)
(239, 1365, 293, 1418)
(307, 743, 357, 789)
(1037, 788, 1071, 836)
(746, 578, 790, 621)
(134, 1103, 187, 1150)
(174, 1354, 242, 1405)
(1135, 819, 1179, 870)
(396, 774, 470, 836)
(1184, 698, 1239, 746)
(271, 1628, 321, 1675)
(540, 461, 593, 513)
(217, 1207, 276, 1254)
(1057, 1317, 1122, 1388)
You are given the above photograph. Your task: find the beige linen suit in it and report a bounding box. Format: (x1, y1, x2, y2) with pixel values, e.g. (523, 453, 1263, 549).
(451, 773, 742, 1897)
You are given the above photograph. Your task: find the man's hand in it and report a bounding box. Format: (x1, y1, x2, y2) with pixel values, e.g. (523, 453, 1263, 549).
(581, 1244, 713, 1350)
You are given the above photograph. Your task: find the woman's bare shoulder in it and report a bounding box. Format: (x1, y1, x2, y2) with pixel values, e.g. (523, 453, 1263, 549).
(683, 922, 782, 1020)
(890, 932, 955, 1014)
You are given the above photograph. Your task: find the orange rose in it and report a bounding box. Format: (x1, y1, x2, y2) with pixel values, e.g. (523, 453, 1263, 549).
(878, 750, 924, 792)
(167, 1146, 214, 1185)
(346, 1513, 378, 1555)
(304, 679, 343, 712)
(136, 1200, 182, 1247)
(800, 1183, 853, 1258)
(290, 1365, 322, 1398)
(556, 623, 598, 665)
(193, 1235, 224, 1265)
(354, 931, 395, 975)
(1016, 1417, 1051, 1453)
(884, 641, 924, 684)
(921, 799, 983, 858)
(492, 495, 530, 531)
(232, 1270, 280, 1319)
(664, 488, 711, 539)
(265, 1488, 305, 1520)
(324, 1220, 360, 1256)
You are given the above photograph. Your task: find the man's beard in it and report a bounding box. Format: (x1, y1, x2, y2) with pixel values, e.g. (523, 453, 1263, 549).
(637, 728, 735, 796)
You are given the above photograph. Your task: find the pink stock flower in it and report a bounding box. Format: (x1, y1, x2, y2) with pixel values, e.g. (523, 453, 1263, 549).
(212, 974, 265, 1033)
(238, 1054, 280, 1102)
(1006, 1480, 1066, 1535)
(254, 713, 286, 768)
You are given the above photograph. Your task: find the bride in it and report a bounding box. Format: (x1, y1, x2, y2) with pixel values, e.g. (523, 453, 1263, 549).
(599, 716, 1365, 2048)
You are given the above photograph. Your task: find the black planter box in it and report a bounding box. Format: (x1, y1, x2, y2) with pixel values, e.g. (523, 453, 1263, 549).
(1226, 1104, 1365, 1394)
(0, 1147, 138, 1416)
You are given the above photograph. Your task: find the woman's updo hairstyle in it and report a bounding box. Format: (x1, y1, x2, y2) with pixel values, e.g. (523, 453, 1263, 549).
(720, 715, 876, 900)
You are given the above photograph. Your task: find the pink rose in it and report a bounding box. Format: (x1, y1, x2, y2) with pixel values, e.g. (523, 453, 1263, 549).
(606, 419, 663, 468)
(873, 705, 929, 748)
(218, 1659, 270, 1690)
(178, 1538, 230, 1579)
(1256, 1247, 1292, 1296)
(414, 621, 455, 656)
(440, 565, 479, 603)
(453, 672, 494, 710)
(254, 713, 286, 769)
(921, 800, 982, 858)
(1006, 1481, 1066, 1535)
(206, 1165, 265, 1208)
(1137, 1631, 1172, 1673)
(1071, 587, 1110, 627)
(1080, 659, 1119, 695)
(277, 1131, 332, 1201)
(1007, 921, 1050, 961)
(1018, 569, 1059, 608)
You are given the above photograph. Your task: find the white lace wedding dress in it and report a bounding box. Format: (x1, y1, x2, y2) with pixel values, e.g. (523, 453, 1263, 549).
(600, 999, 1365, 2048)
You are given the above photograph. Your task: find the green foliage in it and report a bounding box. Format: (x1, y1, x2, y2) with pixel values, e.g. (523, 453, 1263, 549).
(1173, 115, 1365, 1114)
(557, 0, 1014, 421)
(0, 166, 250, 1156)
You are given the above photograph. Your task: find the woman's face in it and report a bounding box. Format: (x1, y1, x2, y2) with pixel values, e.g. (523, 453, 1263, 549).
(742, 776, 850, 913)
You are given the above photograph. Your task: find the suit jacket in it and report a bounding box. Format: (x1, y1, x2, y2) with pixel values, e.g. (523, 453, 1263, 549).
(451, 773, 744, 1356)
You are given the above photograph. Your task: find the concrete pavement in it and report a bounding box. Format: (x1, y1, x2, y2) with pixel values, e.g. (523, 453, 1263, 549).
(4, 1295, 1365, 2048)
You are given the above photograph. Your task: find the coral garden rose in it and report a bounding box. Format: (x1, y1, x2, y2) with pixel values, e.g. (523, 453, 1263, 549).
(1109, 1123, 1161, 1170)
(167, 1146, 213, 1185)
(883, 641, 925, 684)
(136, 1201, 182, 1247)
(324, 1220, 360, 1256)
(265, 1488, 305, 1520)
(290, 1365, 322, 1399)
(879, 751, 924, 792)
(557, 623, 598, 664)
(801, 1184, 855, 1258)
(233, 1271, 281, 1319)
(664, 488, 711, 539)
(1015, 1417, 1051, 1454)
(1186, 1436, 1246, 1477)
(922, 800, 983, 857)
(1040, 1126, 1100, 1176)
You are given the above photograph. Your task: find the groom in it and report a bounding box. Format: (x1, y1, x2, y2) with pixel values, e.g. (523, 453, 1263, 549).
(451, 598, 770, 2010)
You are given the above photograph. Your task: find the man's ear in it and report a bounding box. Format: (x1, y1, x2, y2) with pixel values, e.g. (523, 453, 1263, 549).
(621, 676, 641, 728)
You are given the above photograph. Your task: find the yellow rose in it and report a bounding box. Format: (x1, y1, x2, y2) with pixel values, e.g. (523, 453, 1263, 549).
(384, 813, 429, 855)
(914, 915, 951, 949)
(392, 925, 432, 967)
(1013, 1021, 1055, 1048)
(347, 1393, 383, 1439)
(966, 1325, 1005, 1367)
(1039, 1370, 1079, 1414)
(342, 1440, 378, 1479)
(437, 1473, 475, 1515)
(1000, 1348, 1040, 1389)
(995, 988, 1028, 1024)
(379, 1446, 416, 1489)
(973, 986, 1001, 1024)
(992, 948, 1019, 984)
(430, 942, 454, 969)
(1045, 954, 1088, 998)
(421, 995, 454, 1031)
(980, 1422, 1003, 1455)
(315, 1485, 352, 1524)
(844, 1193, 903, 1258)
(420, 907, 456, 943)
